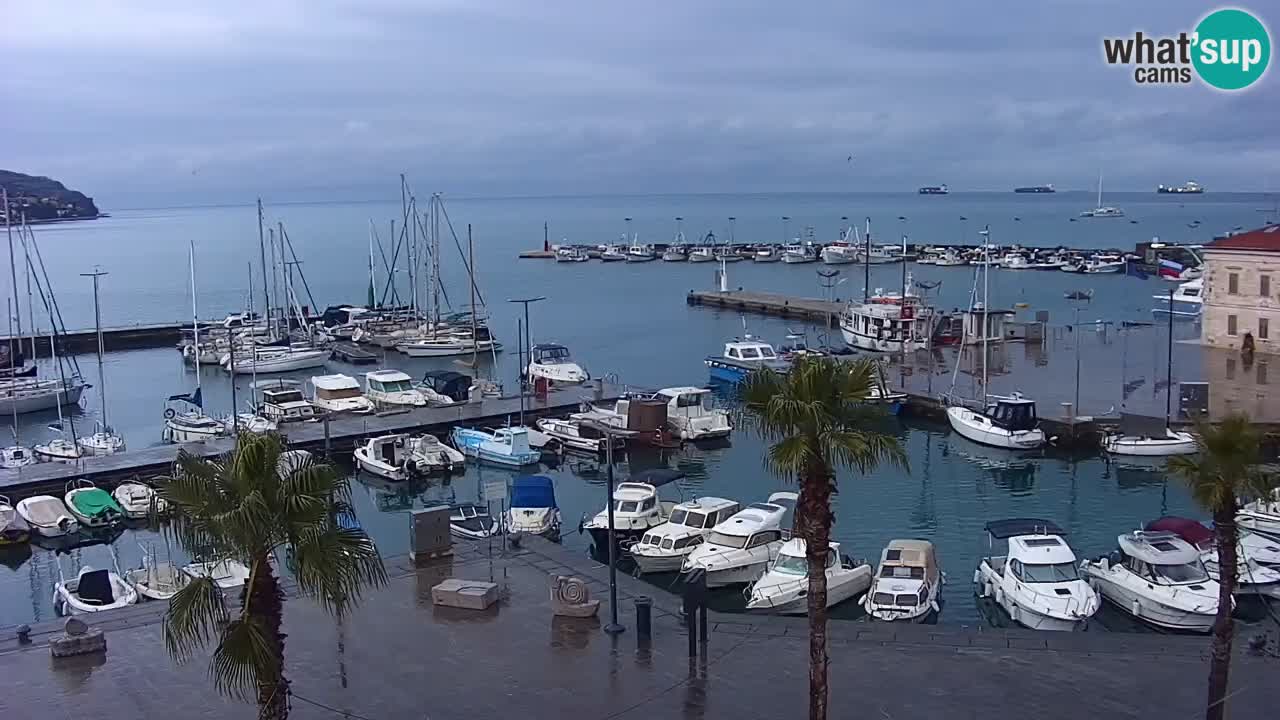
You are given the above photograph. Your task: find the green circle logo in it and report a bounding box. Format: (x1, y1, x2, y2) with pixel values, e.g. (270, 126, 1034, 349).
(1193, 8, 1271, 90)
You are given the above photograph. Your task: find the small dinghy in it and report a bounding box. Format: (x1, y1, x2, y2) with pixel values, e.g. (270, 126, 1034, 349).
(15, 494, 79, 537)
(1, 445, 37, 469)
(53, 545, 138, 615)
(65, 479, 124, 529)
(0, 494, 32, 545)
(112, 482, 166, 520)
(124, 545, 188, 601)
(448, 503, 501, 539)
(182, 558, 252, 591)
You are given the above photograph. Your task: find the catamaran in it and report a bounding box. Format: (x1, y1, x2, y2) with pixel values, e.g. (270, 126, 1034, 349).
(1080, 171, 1125, 218)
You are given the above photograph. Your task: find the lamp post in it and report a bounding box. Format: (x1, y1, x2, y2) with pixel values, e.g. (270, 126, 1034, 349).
(582, 419, 638, 635)
(507, 296, 545, 424)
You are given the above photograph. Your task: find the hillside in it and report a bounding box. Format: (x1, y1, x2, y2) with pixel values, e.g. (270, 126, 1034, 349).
(0, 169, 100, 222)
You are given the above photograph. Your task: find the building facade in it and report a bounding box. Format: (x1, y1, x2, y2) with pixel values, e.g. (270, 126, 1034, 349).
(1201, 224, 1280, 355)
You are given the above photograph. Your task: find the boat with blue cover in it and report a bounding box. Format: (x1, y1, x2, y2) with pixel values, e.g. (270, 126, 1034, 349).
(451, 426, 541, 467)
(506, 475, 561, 539)
(704, 336, 790, 385)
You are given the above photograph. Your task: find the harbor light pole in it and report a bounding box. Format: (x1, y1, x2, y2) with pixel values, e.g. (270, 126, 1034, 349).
(508, 296, 545, 422)
(583, 420, 637, 636)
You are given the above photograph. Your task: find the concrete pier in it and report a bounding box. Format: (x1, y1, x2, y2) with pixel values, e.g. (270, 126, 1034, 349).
(686, 289, 843, 324)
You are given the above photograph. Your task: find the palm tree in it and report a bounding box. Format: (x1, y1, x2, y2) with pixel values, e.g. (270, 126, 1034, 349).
(1167, 413, 1273, 720)
(738, 356, 907, 720)
(159, 433, 387, 720)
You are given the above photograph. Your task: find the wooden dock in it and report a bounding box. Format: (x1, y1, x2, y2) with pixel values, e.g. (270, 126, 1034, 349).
(686, 290, 843, 325)
(0, 383, 620, 499)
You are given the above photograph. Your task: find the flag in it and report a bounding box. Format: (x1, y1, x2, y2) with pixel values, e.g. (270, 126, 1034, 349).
(167, 387, 203, 408)
(1159, 258, 1184, 278)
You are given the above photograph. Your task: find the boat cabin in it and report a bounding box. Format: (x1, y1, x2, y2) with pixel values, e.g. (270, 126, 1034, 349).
(254, 380, 316, 422)
(723, 340, 778, 363)
(981, 394, 1038, 431)
(492, 427, 535, 456)
(366, 369, 415, 394)
(961, 307, 1015, 344)
(704, 496, 794, 549)
(532, 344, 573, 365)
(641, 497, 740, 546)
(1109, 531, 1210, 586)
(311, 374, 364, 402)
(983, 518, 1079, 581)
(869, 539, 940, 610)
(419, 370, 473, 402)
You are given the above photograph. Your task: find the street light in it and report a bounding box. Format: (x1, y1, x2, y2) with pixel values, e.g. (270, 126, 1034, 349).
(507, 296, 545, 424)
(581, 419, 638, 635)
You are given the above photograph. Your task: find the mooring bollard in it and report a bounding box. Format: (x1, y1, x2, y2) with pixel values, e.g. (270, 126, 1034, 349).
(635, 596, 652, 646)
(698, 605, 708, 645)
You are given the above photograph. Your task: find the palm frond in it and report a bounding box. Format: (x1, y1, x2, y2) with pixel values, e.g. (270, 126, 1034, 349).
(210, 615, 279, 700)
(290, 526, 388, 616)
(764, 434, 814, 480)
(823, 428, 910, 475)
(163, 576, 227, 662)
(1166, 412, 1261, 512)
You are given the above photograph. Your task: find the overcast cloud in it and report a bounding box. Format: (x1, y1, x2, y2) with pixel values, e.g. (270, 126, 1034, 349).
(2, 0, 1276, 206)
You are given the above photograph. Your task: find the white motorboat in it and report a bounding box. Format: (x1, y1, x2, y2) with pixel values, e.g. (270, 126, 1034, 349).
(746, 539, 872, 614)
(163, 406, 228, 443)
(1083, 255, 1126, 273)
(363, 369, 428, 408)
(505, 475, 561, 539)
(223, 412, 278, 435)
(410, 433, 466, 474)
(973, 518, 1099, 631)
(600, 244, 628, 262)
(125, 558, 188, 601)
(1081, 530, 1220, 632)
(661, 246, 687, 262)
(77, 425, 126, 457)
(863, 539, 944, 622)
(681, 492, 798, 587)
(1, 445, 37, 468)
(112, 482, 165, 520)
(16, 495, 79, 537)
(182, 559, 251, 591)
(54, 562, 138, 615)
(0, 377, 88, 416)
(451, 426, 541, 467)
(65, 479, 124, 529)
(254, 380, 319, 423)
(1080, 171, 1125, 218)
(653, 386, 732, 440)
(933, 249, 967, 266)
(448, 503, 501, 539)
(0, 494, 30, 544)
(1147, 517, 1280, 599)
(820, 243, 858, 265)
(946, 393, 1046, 450)
(840, 300, 934, 353)
(580, 469, 684, 552)
(223, 345, 329, 374)
(533, 417, 618, 454)
(354, 433, 464, 480)
(310, 374, 375, 415)
(625, 243, 656, 262)
(527, 343, 589, 385)
(753, 246, 780, 263)
(555, 247, 590, 262)
(34, 436, 84, 463)
(1102, 414, 1197, 456)
(631, 497, 742, 574)
(781, 242, 818, 264)
(1238, 488, 1280, 539)
(396, 331, 502, 358)
(1152, 277, 1203, 319)
(687, 247, 716, 263)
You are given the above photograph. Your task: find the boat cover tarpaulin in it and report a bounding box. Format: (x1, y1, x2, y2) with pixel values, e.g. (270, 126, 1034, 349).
(1145, 516, 1214, 547)
(71, 489, 123, 517)
(511, 476, 557, 509)
(1118, 412, 1168, 437)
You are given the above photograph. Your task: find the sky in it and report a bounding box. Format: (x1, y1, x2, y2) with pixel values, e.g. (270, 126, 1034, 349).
(2, 0, 1277, 207)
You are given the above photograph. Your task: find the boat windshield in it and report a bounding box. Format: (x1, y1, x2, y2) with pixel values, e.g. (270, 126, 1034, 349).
(318, 387, 363, 400)
(539, 347, 571, 361)
(773, 554, 808, 576)
(378, 380, 413, 392)
(1152, 562, 1209, 584)
(670, 509, 709, 528)
(881, 565, 925, 579)
(707, 531, 749, 549)
(268, 391, 305, 404)
(1020, 562, 1080, 583)
(675, 393, 711, 410)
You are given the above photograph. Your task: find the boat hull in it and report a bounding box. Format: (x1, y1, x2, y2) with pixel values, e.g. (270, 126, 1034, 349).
(1102, 432, 1197, 456)
(0, 382, 87, 415)
(632, 551, 690, 574)
(946, 406, 1045, 449)
(1085, 569, 1215, 632)
(226, 351, 328, 374)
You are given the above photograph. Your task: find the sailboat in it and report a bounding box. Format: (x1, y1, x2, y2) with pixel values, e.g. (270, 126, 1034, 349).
(944, 227, 1046, 450)
(33, 325, 84, 463)
(1103, 306, 1196, 456)
(1080, 171, 1125, 218)
(163, 243, 226, 444)
(77, 268, 125, 456)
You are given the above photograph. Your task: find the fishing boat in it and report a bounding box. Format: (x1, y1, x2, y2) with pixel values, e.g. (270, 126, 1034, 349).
(1083, 254, 1126, 273)
(527, 343, 589, 385)
(15, 495, 79, 537)
(505, 475, 561, 539)
(746, 539, 873, 614)
(555, 247, 590, 263)
(820, 242, 858, 265)
(451, 426, 541, 467)
(653, 386, 732, 440)
(448, 503, 501, 539)
(310, 374, 375, 415)
(1079, 171, 1125, 218)
(1146, 517, 1280, 599)
(0, 495, 30, 545)
(630, 497, 742, 574)
(64, 479, 124, 529)
(781, 241, 818, 264)
(681, 492, 797, 587)
(579, 469, 684, 552)
(704, 336, 790, 385)
(600, 244, 627, 262)
(625, 238, 656, 262)
(223, 345, 329, 374)
(182, 558, 251, 590)
(753, 246, 780, 263)
(53, 546, 138, 615)
(1, 444, 36, 468)
(112, 482, 164, 520)
(973, 518, 1099, 631)
(1152, 277, 1203, 319)
(1080, 530, 1220, 632)
(862, 539, 944, 622)
(533, 417, 618, 454)
(687, 246, 716, 263)
(253, 380, 318, 423)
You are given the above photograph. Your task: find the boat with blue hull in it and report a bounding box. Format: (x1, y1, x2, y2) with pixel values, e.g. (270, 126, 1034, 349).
(704, 337, 790, 385)
(451, 426, 542, 467)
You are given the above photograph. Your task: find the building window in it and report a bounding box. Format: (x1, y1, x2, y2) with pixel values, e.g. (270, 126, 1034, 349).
(1259, 362, 1269, 385)
(1262, 318, 1270, 340)
(1227, 314, 1238, 336)
(1263, 275, 1272, 297)
(1226, 357, 1236, 380)
(1229, 273, 1239, 294)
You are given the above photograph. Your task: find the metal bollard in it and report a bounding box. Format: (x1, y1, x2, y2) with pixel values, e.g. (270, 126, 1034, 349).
(698, 605, 708, 645)
(635, 596, 652, 646)
(686, 605, 697, 658)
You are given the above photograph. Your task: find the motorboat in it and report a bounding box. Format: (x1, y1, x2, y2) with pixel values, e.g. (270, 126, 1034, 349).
(555, 247, 590, 262)
(112, 482, 165, 520)
(1152, 277, 1203, 319)
(527, 343, 589, 385)
(687, 247, 716, 263)
(1083, 255, 1126, 273)
(15, 495, 79, 537)
(506, 475, 561, 539)
(661, 246, 687, 262)
(310, 374, 375, 415)
(0, 494, 31, 545)
(533, 417, 618, 454)
(753, 246, 780, 263)
(34, 436, 84, 463)
(1146, 517, 1280, 599)
(946, 393, 1045, 449)
(448, 503, 501, 539)
(600, 245, 627, 262)
(76, 425, 126, 456)
(163, 407, 227, 443)
(625, 242, 656, 262)
(781, 241, 819, 264)
(933, 249, 967, 266)
(579, 469, 684, 552)
(681, 492, 798, 588)
(863, 539, 944, 622)
(223, 345, 329, 374)
(451, 426, 541, 467)
(746, 539, 873, 614)
(65, 479, 124, 529)
(417, 370, 476, 404)
(820, 242, 858, 265)
(1238, 488, 1280, 539)
(182, 559, 252, 590)
(410, 433, 466, 474)
(1102, 413, 1197, 456)
(713, 247, 744, 263)
(354, 433, 464, 480)
(254, 380, 319, 423)
(840, 300, 934, 353)
(630, 497, 742, 574)
(704, 336, 790, 385)
(973, 518, 1099, 631)
(653, 386, 732, 440)
(1081, 530, 1220, 632)
(360, 369, 426, 409)
(53, 550, 138, 616)
(1, 444, 37, 468)
(223, 412, 278, 435)
(125, 552, 188, 601)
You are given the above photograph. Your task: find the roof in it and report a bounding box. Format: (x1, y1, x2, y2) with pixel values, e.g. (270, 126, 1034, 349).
(984, 518, 1065, 539)
(882, 539, 934, 567)
(1118, 531, 1201, 565)
(614, 482, 658, 502)
(714, 503, 785, 535)
(251, 379, 302, 390)
(367, 369, 412, 382)
(1206, 224, 1280, 252)
(778, 538, 840, 557)
(657, 386, 710, 397)
(531, 343, 567, 351)
(627, 468, 685, 488)
(675, 496, 736, 512)
(511, 476, 556, 509)
(1009, 535, 1078, 563)
(1145, 516, 1213, 547)
(311, 374, 360, 390)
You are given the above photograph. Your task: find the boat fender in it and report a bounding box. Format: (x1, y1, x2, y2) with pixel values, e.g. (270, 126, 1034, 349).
(1008, 603, 1017, 622)
(994, 586, 1004, 606)
(972, 568, 981, 586)
(1132, 598, 1141, 617)
(930, 600, 941, 614)
(164, 408, 177, 419)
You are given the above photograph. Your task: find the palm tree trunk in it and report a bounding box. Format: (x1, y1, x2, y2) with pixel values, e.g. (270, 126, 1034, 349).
(798, 459, 835, 720)
(251, 557, 290, 720)
(1205, 508, 1238, 720)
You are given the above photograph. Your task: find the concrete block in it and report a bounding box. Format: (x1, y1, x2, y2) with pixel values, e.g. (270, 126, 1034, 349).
(431, 579, 499, 610)
(51, 629, 107, 658)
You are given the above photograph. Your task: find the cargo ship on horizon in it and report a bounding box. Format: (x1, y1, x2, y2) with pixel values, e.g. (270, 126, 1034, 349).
(1157, 181, 1204, 194)
(1014, 184, 1055, 193)
(918, 184, 949, 195)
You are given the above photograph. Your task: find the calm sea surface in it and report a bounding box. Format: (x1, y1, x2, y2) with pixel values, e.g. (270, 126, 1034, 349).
(1, 191, 1273, 628)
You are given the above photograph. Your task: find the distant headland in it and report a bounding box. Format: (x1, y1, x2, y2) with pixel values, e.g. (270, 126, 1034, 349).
(0, 169, 102, 224)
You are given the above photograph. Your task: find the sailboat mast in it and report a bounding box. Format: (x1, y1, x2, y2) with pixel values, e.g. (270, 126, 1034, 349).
(863, 217, 871, 303)
(1097, 171, 1103, 209)
(80, 268, 109, 426)
(469, 224, 478, 369)
(432, 196, 441, 327)
(189, 242, 201, 379)
(257, 198, 270, 333)
(1166, 288, 1174, 425)
(981, 227, 990, 398)
(24, 233, 35, 361)
(368, 221, 376, 309)
(3, 189, 22, 364)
